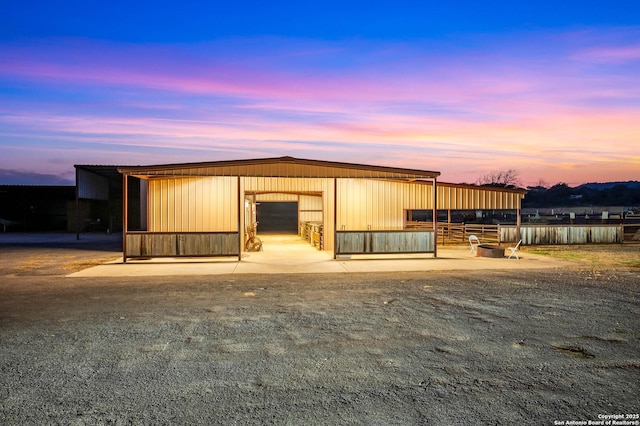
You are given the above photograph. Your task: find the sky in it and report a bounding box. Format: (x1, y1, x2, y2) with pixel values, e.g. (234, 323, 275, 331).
(1, 1, 639, 187)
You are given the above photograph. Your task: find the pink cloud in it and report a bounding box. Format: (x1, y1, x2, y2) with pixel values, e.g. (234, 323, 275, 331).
(1, 33, 639, 186)
(573, 45, 640, 63)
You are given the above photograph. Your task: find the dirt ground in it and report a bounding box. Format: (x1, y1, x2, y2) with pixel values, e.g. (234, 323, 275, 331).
(0, 234, 638, 425)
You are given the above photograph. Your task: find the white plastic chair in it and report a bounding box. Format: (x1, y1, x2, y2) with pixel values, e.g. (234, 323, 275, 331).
(469, 235, 480, 254)
(507, 240, 522, 259)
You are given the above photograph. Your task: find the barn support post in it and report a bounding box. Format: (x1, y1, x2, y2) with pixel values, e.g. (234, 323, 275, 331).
(122, 173, 128, 264)
(433, 177, 438, 258)
(237, 176, 242, 262)
(333, 178, 338, 259)
(75, 167, 80, 240)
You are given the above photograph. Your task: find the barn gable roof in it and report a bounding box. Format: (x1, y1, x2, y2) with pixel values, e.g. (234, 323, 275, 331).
(117, 156, 440, 180)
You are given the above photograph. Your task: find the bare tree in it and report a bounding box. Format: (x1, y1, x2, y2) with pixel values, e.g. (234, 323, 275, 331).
(534, 178, 549, 189)
(476, 169, 522, 188)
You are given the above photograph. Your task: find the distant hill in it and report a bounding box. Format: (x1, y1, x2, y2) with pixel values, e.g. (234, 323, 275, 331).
(523, 181, 640, 209)
(578, 181, 640, 191)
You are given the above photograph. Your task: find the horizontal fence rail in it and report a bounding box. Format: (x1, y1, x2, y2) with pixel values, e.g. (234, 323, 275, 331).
(126, 232, 240, 258)
(461, 224, 500, 244)
(336, 230, 434, 255)
(406, 222, 500, 245)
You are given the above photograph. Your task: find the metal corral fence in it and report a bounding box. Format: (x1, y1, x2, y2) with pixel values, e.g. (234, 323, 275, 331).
(438, 223, 500, 245)
(410, 222, 640, 245)
(407, 222, 500, 245)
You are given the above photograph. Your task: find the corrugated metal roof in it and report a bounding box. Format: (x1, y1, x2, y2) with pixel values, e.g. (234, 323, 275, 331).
(437, 181, 527, 194)
(117, 156, 440, 180)
(385, 179, 527, 195)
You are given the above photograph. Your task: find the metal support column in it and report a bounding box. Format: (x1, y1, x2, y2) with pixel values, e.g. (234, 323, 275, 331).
(433, 177, 438, 258)
(237, 176, 242, 262)
(333, 178, 337, 259)
(122, 173, 128, 263)
(75, 167, 80, 240)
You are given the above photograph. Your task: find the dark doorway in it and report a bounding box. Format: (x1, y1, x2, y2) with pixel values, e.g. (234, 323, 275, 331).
(256, 202, 298, 233)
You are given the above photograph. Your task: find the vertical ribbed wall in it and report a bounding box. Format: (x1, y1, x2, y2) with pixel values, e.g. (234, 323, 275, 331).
(146, 175, 520, 251)
(436, 185, 523, 209)
(148, 177, 238, 232)
(336, 179, 433, 230)
(299, 195, 323, 223)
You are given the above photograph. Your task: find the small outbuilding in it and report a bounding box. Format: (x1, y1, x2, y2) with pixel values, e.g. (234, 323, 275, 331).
(115, 156, 525, 262)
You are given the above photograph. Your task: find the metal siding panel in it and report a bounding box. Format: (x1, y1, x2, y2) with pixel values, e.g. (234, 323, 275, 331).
(358, 180, 365, 229)
(204, 177, 212, 231)
(164, 179, 171, 232)
(154, 180, 161, 232)
(231, 177, 239, 232)
(176, 178, 184, 232)
(216, 177, 224, 231)
(158, 180, 165, 232)
(196, 178, 203, 231)
(336, 179, 348, 229)
(148, 181, 155, 231)
(325, 179, 334, 251)
(336, 179, 350, 228)
(201, 177, 215, 231)
(178, 179, 185, 232)
(367, 180, 374, 229)
(150, 181, 156, 231)
(171, 179, 177, 231)
(300, 194, 323, 210)
(168, 179, 180, 231)
(190, 179, 197, 232)
(77, 168, 110, 200)
(172, 179, 180, 231)
(159, 180, 165, 231)
(256, 193, 299, 201)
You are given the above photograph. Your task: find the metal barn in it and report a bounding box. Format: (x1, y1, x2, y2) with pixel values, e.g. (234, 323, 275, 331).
(115, 156, 525, 261)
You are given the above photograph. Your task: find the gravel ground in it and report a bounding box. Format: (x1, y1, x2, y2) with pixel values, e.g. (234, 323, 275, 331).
(0, 234, 639, 425)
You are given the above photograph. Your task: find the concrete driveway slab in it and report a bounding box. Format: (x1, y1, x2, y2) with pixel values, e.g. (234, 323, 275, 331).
(67, 235, 566, 277)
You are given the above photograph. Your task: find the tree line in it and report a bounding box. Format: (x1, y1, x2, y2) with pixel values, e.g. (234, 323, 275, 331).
(522, 182, 640, 208)
(475, 169, 640, 208)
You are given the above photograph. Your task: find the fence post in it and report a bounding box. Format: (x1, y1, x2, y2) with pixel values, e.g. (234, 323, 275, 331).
(619, 224, 624, 245)
(516, 207, 522, 244)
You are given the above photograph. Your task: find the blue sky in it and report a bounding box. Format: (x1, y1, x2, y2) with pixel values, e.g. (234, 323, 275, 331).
(1, 1, 639, 185)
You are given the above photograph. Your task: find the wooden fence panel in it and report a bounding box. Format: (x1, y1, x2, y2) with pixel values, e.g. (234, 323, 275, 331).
(336, 230, 434, 254)
(336, 232, 366, 253)
(463, 224, 500, 244)
(126, 232, 239, 257)
(501, 225, 623, 245)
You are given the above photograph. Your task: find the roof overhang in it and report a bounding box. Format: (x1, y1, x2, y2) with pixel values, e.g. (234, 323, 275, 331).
(75, 164, 127, 181)
(117, 156, 440, 181)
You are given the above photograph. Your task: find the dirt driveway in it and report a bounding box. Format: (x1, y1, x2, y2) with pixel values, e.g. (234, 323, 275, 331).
(0, 235, 638, 425)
